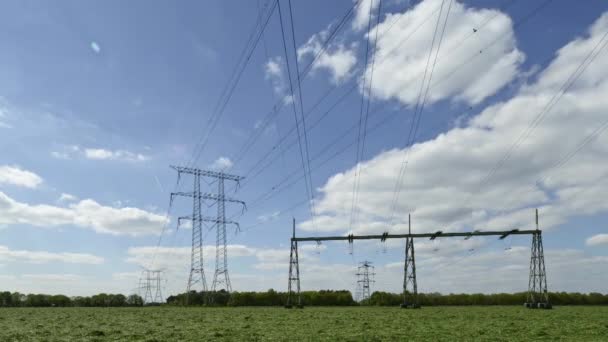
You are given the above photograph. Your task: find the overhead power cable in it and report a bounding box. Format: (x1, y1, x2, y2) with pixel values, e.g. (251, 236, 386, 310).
(349, 0, 383, 236)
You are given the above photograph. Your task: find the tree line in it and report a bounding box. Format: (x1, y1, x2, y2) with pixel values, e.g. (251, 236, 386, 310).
(364, 291, 608, 306)
(166, 290, 608, 306)
(1, 290, 606, 307)
(0, 291, 144, 307)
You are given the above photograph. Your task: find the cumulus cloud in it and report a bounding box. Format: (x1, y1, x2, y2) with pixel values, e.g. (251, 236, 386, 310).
(298, 28, 358, 84)
(0, 191, 168, 236)
(51, 145, 149, 162)
(0, 245, 104, 265)
(366, 0, 524, 105)
(90, 41, 101, 53)
(353, 0, 381, 31)
(58, 193, 78, 203)
(84, 148, 148, 162)
(209, 156, 234, 170)
(263, 56, 295, 105)
(125, 245, 257, 271)
(299, 12, 608, 235)
(0, 165, 43, 188)
(0, 105, 11, 128)
(586, 234, 608, 246)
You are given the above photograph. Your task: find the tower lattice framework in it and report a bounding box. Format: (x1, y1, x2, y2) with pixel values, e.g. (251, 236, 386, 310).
(171, 166, 245, 300)
(402, 214, 420, 308)
(286, 218, 302, 308)
(356, 261, 375, 303)
(525, 209, 551, 309)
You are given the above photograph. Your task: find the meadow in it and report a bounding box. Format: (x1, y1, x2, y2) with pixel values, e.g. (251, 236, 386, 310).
(0, 306, 606, 341)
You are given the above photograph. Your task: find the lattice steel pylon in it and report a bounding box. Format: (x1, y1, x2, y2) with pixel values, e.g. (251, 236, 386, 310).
(286, 218, 302, 308)
(141, 269, 163, 304)
(356, 261, 375, 303)
(171, 166, 245, 300)
(401, 214, 420, 309)
(525, 209, 552, 309)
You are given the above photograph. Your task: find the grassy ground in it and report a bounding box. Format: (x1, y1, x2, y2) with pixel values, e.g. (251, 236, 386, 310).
(0, 306, 606, 341)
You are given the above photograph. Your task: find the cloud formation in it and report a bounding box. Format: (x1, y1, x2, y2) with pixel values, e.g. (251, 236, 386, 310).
(299, 12, 608, 235)
(298, 29, 358, 84)
(586, 234, 608, 246)
(0, 191, 168, 236)
(366, 0, 524, 105)
(0, 165, 43, 189)
(0, 245, 104, 265)
(209, 156, 234, 170)
(51, 145, 149, 162)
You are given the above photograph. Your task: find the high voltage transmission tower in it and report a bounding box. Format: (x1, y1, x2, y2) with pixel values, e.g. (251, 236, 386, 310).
(356, 261, 375, 303)
(287, 210, 551, 309)
(140, 269, 163, 304)
(525, 209, 551, 309)
(171, 166, 245, 299)
(402, 214, 419, 309)
(285, 218, 302, 308)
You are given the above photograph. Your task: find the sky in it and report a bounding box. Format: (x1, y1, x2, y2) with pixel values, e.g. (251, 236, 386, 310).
(0, 0, 607, 298)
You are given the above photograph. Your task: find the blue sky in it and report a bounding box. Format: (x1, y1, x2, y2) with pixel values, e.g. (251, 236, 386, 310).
(0, 0, 607, 297)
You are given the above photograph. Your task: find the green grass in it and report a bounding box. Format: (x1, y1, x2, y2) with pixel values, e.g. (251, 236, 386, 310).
(0, 306, 606, 341)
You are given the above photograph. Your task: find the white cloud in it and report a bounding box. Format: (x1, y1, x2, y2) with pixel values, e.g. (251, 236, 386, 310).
(0, 105, 11, 128)
(90, 41, 101, 53)
(586, 234, 608, 246)
(257, 211, 280, 222)
(0, 165, 43, 188)
(353, 0, 381, 31)
(0, 191, 168, 236)
(22, 274, 85, 282)
(0, 245, 104, 264)
(366, 0, 524, 105)
(298, 29, 358, 84)
(52, 145, 148, 162)
(125, 244, 257, 271)
(209, 156, 234, 170)
(84, 148, 149, 162)
(58, 193, 78, 203)
(299, 12, 608, 236)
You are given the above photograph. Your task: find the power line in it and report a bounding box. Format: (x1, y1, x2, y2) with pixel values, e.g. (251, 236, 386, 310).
(455, 27, 608, 218)
(387, 0, 451, 229)
(277, 0, 315, 225)
(349, 0, 383, 237)
(288, 0, 317, 227)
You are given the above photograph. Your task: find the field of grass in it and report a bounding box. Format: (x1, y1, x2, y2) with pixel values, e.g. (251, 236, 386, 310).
(0, 306, 606, 341)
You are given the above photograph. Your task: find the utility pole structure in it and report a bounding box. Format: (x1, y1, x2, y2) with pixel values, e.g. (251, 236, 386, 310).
(140, 269, 163, 304)
(525, 209, 552, 309)
(401, 214, 420, 308)
(171, 166, 245, 297)
(356, 261, 375, 303)
(286, 218, 302, 308)
(288, 209, 551, 309)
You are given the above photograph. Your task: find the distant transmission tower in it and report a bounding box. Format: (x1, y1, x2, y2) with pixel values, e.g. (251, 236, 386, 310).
(525, 209, 552, 309)
(141, 269, 163, 304)
(402, 214, 420, 308)
(171, 166, 245, 296)
(356, 261, 375, 302)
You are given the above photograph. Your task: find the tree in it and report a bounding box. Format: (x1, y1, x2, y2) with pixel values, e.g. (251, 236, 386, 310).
(127, 294, 144, 306)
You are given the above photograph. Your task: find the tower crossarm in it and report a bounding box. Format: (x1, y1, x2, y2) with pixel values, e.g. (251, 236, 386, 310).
(170, 165, 244, 182)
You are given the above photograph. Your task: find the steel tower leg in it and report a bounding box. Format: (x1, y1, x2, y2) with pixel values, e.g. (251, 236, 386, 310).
(212, 175, 232, 293)
(525, 209, 551, 309)
(186, 173, 207, 305)
(402, 214, 420, 309)
(286, 218, 302, 308)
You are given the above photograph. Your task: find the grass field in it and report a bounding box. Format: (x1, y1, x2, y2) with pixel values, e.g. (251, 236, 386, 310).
(0, 306, 606, 341)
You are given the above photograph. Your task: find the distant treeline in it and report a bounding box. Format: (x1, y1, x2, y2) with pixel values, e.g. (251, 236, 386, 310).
(0, 292, 144, 307)
(364, 291, 608, 306)
(166, 289, 356, 306)
(2, 290, 607, 307)
(167, 290, 608, 307)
